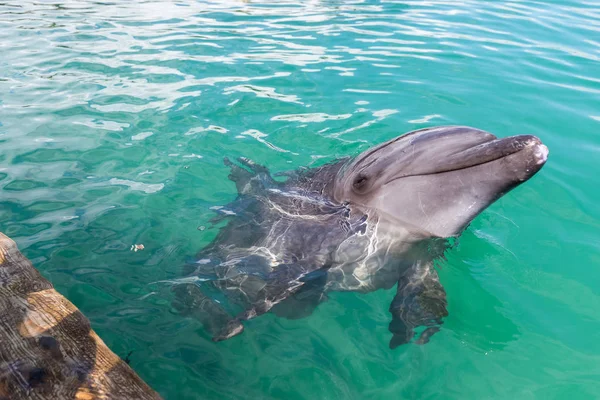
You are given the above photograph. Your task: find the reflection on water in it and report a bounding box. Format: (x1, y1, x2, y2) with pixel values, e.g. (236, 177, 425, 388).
(1, 0, 600, 399)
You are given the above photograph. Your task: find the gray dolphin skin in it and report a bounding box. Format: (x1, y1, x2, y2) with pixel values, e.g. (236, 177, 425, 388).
(174, 126, 549, 348)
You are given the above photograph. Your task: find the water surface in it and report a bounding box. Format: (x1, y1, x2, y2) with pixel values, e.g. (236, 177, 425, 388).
(1, 0, 599, 398)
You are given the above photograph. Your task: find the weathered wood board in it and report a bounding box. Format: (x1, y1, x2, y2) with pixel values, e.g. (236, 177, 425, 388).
(0, 232, 162, 399)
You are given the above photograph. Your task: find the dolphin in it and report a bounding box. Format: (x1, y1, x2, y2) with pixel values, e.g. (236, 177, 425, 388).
(173, 126, 548, 348)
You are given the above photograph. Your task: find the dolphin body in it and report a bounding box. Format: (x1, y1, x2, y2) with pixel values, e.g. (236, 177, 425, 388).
(175, 126, 548, 348)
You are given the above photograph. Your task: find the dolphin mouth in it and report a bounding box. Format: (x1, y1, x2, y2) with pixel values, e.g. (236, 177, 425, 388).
(432, 134, 548, 173)
(386, 134, 549, 183)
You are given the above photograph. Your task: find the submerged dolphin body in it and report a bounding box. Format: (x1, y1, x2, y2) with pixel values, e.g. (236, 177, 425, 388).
(174, 126, 548, 348)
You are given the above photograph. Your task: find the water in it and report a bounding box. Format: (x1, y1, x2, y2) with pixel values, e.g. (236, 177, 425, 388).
(1, 0, 599, 398)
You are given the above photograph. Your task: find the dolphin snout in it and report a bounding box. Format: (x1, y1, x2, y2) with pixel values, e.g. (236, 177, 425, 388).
(519, 135, 549, 164)
(503, 135, 548, 182)
(530, 139, 549, 165)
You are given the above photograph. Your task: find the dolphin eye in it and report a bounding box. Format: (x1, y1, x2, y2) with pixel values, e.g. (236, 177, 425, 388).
(353, 175, 369, 192)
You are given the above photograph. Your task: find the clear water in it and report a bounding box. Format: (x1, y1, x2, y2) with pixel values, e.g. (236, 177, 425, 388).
(1, 0, 599, 398)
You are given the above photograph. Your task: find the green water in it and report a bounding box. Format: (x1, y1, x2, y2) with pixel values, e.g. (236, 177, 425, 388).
(1, 0, 599, 398)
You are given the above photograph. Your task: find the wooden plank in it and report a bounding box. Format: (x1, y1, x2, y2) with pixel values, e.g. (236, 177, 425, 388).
(0, 232, 162, 399)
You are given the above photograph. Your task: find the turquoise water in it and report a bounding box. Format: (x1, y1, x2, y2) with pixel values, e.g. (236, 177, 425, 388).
(1, 0, 599, 398)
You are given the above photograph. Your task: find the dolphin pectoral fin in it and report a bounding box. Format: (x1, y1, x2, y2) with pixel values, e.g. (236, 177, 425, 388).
(388, 262, 448, 349)
(224, 157, 273, 193)
(234, 156, 270, 174)
(172, 283, 240, 340)
(224, 157, 255, 190)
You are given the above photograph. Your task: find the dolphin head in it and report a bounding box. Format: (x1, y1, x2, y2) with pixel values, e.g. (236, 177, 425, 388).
(333, 126, 548, 238)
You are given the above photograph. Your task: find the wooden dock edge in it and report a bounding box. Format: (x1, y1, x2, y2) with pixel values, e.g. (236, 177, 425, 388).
(0, 232, 162, 399)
